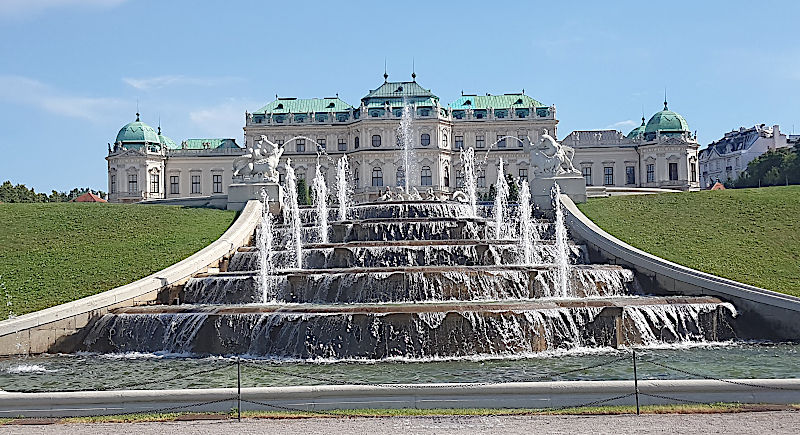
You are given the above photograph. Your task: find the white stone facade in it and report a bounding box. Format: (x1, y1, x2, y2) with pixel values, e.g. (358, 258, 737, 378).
(698, 124, 792, 188)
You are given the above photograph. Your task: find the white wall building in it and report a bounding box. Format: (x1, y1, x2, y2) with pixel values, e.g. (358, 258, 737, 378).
(698, 124, 791, 188)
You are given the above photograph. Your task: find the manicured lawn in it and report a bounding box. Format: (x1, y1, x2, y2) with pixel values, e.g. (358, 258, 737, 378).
(577, 185, 800, 296)
(0, 203, 237, 317)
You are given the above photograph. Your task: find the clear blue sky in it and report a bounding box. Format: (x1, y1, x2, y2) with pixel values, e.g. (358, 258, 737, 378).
(1, 0, 799, 192)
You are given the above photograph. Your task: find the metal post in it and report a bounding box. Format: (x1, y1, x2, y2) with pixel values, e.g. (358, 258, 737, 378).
(632, 349, 640, 415)
(237, 356, 242, 422)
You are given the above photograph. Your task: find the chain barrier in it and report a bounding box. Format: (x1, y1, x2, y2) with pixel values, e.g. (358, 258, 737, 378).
(639, 358, 800, 391)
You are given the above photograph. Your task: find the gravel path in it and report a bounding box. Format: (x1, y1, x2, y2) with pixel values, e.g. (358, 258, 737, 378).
(4, 411, 800, 435)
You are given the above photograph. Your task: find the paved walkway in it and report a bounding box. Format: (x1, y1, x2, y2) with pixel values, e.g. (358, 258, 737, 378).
(3, 411, 800, 435)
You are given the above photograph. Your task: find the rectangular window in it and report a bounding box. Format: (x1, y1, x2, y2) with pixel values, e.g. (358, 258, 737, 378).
(191, 175, 201, 194)
(338, 138, 347, 151)
(518, 135, 527, 147)
(110, 175, 116, 194)
(626, 166, 635, 185)
(582, 167, 592, 186)
(647, 164, 655, 182)
(150, 174, 159, 193)
(604, 167, 614, 186)
(477, 170, 486, 188)
(279, 173, 285, 186)
(213, 174, 223, 193)
(296, 138, 305, 152)
(669, 162, 679, 181)
(455, 135, 464, 149)
(276, 139, 284, 147)
(476, 135, 485, 148)
(127, 174, 138, 193)
(170, 175, 179, 194)
(691, 163, 697, 182)
(497, 134, 506, 148)
(317, 138, 326, 149)
(519, 168, 528, 182)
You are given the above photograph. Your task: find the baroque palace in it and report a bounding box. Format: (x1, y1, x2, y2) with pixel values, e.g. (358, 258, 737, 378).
(106, 75, 700, 203)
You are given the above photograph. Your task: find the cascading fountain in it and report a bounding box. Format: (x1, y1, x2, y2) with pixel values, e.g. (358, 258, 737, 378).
(493, 158, 509, 239)
(257, 189, 274, 303)
(336, 155, 351, 221)
(397, 104, 415, 194)
(552, 183, 571, 298)
(460, 147, 478, 217)
(283, 159, 303, 269)
(312, 158, 329, 244)
(518, 180, 536, 265)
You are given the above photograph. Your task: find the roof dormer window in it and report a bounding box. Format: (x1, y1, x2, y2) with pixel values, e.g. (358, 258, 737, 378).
(395, 86, 403, 92)
(327, 102, 335, 108)
(465, 100, 472, 105)
(515, 98, 523, 105)
(277, 103, 284, 109)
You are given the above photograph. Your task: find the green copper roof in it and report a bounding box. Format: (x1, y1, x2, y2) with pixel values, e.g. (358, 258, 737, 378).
(644, 103, 690, 135)
(362, 81, 437, 100)
(181, 138, 240, 150)
(115, 116, 160, 144)
(254, 97, 352, 114)
(365, 97, 438, 108)
(450, 94, 544, 110)
(158, 130, 179, 150)
(626, 117, 647, 138)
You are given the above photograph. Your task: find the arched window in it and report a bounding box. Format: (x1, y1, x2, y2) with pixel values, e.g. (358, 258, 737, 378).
(443, 133, 448, 148)
(353, 168, 360, 188)
(396, 167, 405, 187)
(372, 135, 381, 147)
(443, 167, 450, 187)
(372, 167, 383, 187)
(420, 133, 430, 146)
(421, 165, 432, 186)
(354, 136, 360, 149)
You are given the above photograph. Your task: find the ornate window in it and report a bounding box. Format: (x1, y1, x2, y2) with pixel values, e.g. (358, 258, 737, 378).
(421, 166, 432, 186)
(604, 167, 614, 186)
(354, 168, 360, 188)
(443, 133, 448, 148)
(626, 166, 636, 185)
(691, 163, 697, 182)
(519, 135, 527, 147)
(372, 135, 381, 147)
(372, 167, 383, 187)
(354, 136, 360, 149)
(477, 170, 486, 188)
(127, 174, 138, 193)
(170, 175, 179, 194)
(213, 174, 223, 193)
(669, 163, 679, 181)
(338, 138, 346, 151)
(420, 133, 430, 146)
(191, 175, 201, 193)
(396, 167, 405, 187)
(455, 136, 464, 149)
(443, 167, 450, 187)
(296, 138, 305, 152)
(646, 164, 655, 183)
(582, 167, 592, 186)
(110, 174, 116, 194)
(476, 135, 485, 148)
(276, 139, 284, 147)
(317, 138, 326, 150)
(497, 134, 506, 148)
(456, 170, 465, 188)
(519, 168, 528, 182)
(150, 174, 159, 194)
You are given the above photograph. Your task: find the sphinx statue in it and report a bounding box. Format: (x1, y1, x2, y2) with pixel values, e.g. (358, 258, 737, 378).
(232, 135, 284, 183)
(530, 129, 580, 176)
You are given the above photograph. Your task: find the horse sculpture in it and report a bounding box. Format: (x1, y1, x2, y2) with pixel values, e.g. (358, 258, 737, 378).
(232, 135, 284, 183)
(530, 129, 580, 176)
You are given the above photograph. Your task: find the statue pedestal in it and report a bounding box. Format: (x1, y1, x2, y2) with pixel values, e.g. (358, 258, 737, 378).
(227, 182, 282, 214)
(530, 175, 586, 212)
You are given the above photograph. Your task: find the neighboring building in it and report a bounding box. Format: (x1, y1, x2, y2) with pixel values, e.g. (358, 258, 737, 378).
(698, 124, 791, 188)
(106, 114, 243, 203)
(72, 192, 107, 203)
(560, 102, 701, 191)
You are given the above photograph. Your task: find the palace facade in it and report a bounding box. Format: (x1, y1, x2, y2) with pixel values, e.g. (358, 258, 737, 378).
(106, 76, 699, 204)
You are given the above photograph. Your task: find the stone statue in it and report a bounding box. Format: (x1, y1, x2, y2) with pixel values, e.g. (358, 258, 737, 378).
(232, 135, 284, 182)
(530, 129, 580, 176)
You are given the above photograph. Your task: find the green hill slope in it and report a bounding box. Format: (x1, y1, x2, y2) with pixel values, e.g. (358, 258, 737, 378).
(577, 186, 800, 296)
(0, 203, 236, 317)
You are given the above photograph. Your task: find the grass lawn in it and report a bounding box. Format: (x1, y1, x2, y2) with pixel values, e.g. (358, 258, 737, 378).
(0, 203, 237, 318)
(577, 185, 800, 297)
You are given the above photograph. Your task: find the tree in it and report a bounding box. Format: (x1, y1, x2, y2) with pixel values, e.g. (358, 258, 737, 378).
(296, 178, 310, 205)
(506, 174, 519, 204)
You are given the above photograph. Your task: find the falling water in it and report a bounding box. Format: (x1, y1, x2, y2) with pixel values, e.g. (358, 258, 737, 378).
(518, 180, 537, 265)
(397, 104, 415, 194)
(460, 147, 477, 217)
(283, 159, 303, 269)
(312, 160, 329, 244)
(336, 155, 351, 221)
(552, 183, 570, 297)
(493, 158, 509, 239)
(258, 190, 274, 303)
